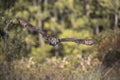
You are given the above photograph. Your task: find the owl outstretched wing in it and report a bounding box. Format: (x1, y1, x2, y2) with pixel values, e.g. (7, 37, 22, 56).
(59, 38, 96, 45)
(17, 18, 48, 37)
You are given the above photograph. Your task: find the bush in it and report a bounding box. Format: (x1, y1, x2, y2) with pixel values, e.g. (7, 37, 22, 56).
(98, 29, 120, 68)
(97, 29, 120, 79)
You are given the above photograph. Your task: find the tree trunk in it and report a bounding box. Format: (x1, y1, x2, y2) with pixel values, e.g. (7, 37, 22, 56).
(114, 13, 118, 28)
(32, 0, 45, 46)
(94, 24, 100, 34)
(84, 0, 90, 17)
(38, 18, 45, 46)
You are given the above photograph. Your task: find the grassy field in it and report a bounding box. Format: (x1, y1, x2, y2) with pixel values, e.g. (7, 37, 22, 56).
(0, 56, 120, 80)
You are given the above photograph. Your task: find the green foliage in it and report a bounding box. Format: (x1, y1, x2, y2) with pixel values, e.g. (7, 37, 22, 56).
(0, 0, 120, 79)
(0, 0, 98, 60)
(0, 15, 29, 61)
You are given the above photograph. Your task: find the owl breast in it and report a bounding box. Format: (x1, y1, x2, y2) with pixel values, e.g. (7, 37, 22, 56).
(47, 36, 59, 46)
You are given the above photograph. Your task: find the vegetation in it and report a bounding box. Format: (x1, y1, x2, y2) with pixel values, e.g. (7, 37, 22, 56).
(0, 0, 120, 80)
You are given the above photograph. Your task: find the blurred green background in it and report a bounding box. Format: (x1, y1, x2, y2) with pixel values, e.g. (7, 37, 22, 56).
(0, 0, 120, 80)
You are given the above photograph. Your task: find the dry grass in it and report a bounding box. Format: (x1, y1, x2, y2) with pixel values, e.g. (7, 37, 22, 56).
(0, 56, 120, 80)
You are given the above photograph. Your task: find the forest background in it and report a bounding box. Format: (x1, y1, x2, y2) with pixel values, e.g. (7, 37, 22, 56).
(0, 0, 120, 80)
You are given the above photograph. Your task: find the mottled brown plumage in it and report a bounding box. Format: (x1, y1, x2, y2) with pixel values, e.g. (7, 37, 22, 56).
(17, 18, 48, 37)
(17, 18, 96, 46)
(59, 38, 96, 45)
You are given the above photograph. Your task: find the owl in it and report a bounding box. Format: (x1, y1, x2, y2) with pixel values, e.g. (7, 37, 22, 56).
(17, 18, 96, 46)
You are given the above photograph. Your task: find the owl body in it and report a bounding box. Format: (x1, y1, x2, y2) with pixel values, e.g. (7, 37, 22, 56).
(47, 36, 60, 46)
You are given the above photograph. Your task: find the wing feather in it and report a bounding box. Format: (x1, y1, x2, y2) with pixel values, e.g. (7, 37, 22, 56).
(59, 38, 96, 45)
(17, 18, 48, 37)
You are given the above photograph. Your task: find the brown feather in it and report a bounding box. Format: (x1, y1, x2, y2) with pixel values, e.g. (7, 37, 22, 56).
(59, 38, 96, 45)
(17, 18, 48, 37)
